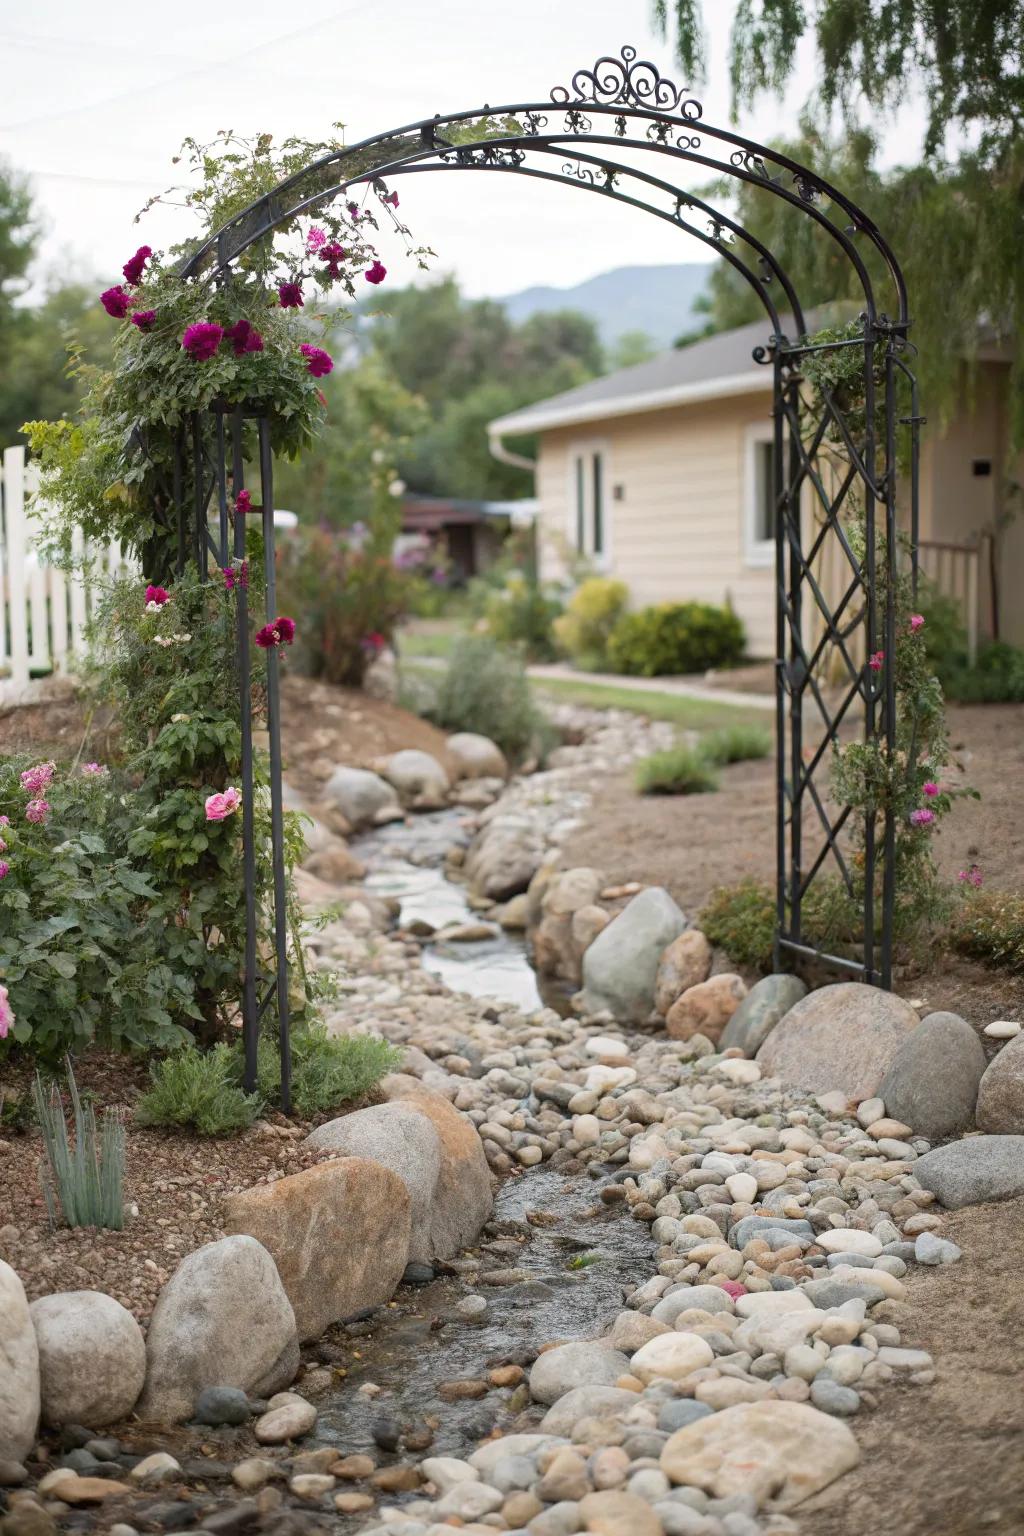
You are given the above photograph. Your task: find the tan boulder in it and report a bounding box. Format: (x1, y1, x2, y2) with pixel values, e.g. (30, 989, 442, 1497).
(571, 905, 610, 957)
(302, 841, 366, 884)
(378, 1074, 493, 1255)
(0, 1260, 39, 1461)
(224, 1159, 411, 1341)
(757, 982, 920, 1102)
(532, 868, 606, 982)
(660, 1400, 859, 1510)
(654, 930, 713, 1016)
(666, 973, 746, 1042)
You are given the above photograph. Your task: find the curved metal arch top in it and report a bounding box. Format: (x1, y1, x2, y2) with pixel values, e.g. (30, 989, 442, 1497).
(176, 43, 909, 339)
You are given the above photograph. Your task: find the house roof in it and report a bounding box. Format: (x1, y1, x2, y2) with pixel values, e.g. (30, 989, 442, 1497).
(401, 495, 538, 531)
(488, 315, 778, 438)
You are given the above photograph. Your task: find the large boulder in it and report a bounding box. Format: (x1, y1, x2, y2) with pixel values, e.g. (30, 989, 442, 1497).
(756, 982, 920, 1102)
(302, 841, 366, 885)
(138, 1236, 298, 1423)
(654, 930, 713, 1017)
(532, 868, 606, 983)
(529, 1343, 630, 1405)
(30, 1291, 145, 1428)
(976, 1033, 1024, 1134)
(378, 749, 450, 807)
(304, 1101, 441, 1264)
(378, 1074, 493, 1255)
(447, 733, 508, 781)
(660, 1400, 859, 1510)
(665, 974, 746, 1043)
(0, 1260, 39, 1461)
(914, 1136, 1024, 1209)
(878, 1010, 987, 1139)
(720, 974, 808, 1055)
(322, 766, 398, 829)
(224, 1159, 411, 1342)
(464, 816, 546, 901)
(578, 887, 687, 1023)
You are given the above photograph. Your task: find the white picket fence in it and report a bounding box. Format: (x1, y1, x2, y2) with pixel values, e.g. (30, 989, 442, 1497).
(1, 444, 137, 698)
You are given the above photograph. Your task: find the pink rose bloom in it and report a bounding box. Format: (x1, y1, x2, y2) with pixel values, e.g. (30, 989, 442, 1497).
(910, 807, 935, 827)
(235, 489, 253, 514)
(25, 799, 50, 824)
(0, 984, 13, 1040)
(922, 781, 939, 797)
(364, 259, 387, 285)
(867, 650, 884, 673)
(958, 864, 983, 888)
(20, 761, 56, 794)
(0, 861, 8, 880)
(145, 584, 170, 606)
(205, 787, 242, 822)
(306, 225, 327, 252)
(910, 614, 925, 632)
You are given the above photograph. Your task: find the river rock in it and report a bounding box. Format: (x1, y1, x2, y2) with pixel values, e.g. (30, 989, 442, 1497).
(29, 1291, 145, 1428)
(914, 1136, 1024, 1208)
(756, 982, 920, 1101)
(465, 818, 546, 900)
(254, 1393, 317, 1444)
(379, 749, 450, 806)
(653, 930, 712, 1017)
(720, 974, 808, 1055)
(631, 1333, 714, 1383)
(304, 1101, 441, 1263)
(533, 868, 606, 981)
(138, 1236, 298, 1423)
(447, 733, 508, 781)
(224, 1158, 411, 1341)
(540, 1387, 640, 1435)
(378, 1074, 493, 1254)
(660, 1400, 859, 1510)
(665, 974, 746, 1044)
(579, 1490, 663, 1536)
(579, 888, 686, 1023)
(322, 766, 399, 828)
(0, 1261, 39, 1462)
(302, 840, 366, 885)
(976, 1033, 1024, 1133)
(529, 1343, 631, 1405)
(877, 1010, 986, 1139)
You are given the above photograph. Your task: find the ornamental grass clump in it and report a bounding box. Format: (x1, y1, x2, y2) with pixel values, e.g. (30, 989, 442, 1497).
(428, 635, 555, 763)
(634, 745, 719, 797)
(701, 723, 772, 766)
(254, 1027, 402, 1118)
(136, 1043, 263, 1136)
(33, 1061, 125, 1231)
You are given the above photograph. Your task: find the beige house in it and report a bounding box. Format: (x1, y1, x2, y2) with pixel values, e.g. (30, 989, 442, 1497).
(488, 317, 1023, 656)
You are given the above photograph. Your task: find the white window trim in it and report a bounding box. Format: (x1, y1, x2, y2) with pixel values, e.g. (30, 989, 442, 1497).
(567, 439, 612, 570)
(743, 421, 776, 569)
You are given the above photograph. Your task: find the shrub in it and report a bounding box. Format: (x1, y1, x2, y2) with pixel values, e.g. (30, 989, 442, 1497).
(33, 1061, 125, 1231)
(553, 577, 629, 669)
(607, 601, 745, 677)
(700, 878, 777, 972)
(701, 724, 773, 766)
(136, 1044, 262, 1136)
(482, 573, 563, 662)
(427, 635, 554, 762)
(256, 1027, 402, 1118)
(635, 746, 719, 796)
(950, 889, 1024, 973)
(916, 580, 1024, 703)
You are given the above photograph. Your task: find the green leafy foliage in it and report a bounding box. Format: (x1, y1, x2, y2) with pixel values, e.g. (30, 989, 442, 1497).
(699, 878, 778, 973)
(482, 574, 564, 662)
(425, 635, 554, 763)
(136, 1044, 262, 1136)
(607, 602, 746, 677)
(634, 746, 719, 797)
(553, 577, 630, 670)
(701, 724, 773, 766)
(33, 1061, 125, 1231)
(255, 1027, 402, 1118)
(950, 890, 1024, 975)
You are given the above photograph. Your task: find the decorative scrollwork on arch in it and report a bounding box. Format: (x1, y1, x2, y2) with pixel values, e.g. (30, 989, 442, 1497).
(440, 143, 526, 170)
(551, 44, 703, 120)
(730, 148, 779, 185)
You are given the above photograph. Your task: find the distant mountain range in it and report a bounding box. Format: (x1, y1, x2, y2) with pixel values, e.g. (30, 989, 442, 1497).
(499, 262, 714, 349)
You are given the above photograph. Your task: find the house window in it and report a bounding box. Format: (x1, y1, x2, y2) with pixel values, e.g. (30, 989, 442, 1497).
(744, 424, 777, 566)
(570, 443, 610, 564)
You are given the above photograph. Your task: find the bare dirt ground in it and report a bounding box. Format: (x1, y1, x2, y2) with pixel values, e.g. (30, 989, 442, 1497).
(800, 1195, 1024, 1536)
(558, 701, 1024, 1026)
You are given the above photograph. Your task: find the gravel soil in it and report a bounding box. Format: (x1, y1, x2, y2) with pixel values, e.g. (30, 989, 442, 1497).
(800, 1194, 1024, 1536)
(557, 701, 1024, 1027)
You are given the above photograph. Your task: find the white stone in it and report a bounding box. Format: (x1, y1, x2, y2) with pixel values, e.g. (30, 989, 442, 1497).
(130, 1452, 181, 1484)
(784, 1345, 824, 1382)
(0, 1260, 40, 1462)
(435, 1482, 505, 1519)
(30, 1290, 146, 1428)
(734, 1290, 816, 1319)
(816, 1090, 850, 1114)
(573, 1114, 601, 1147)
(586, 1036, 630, 1058)
(724, 1173, 759, 1204)
(630, 1332, 715, 1383)
(816, 1229, 884, 1258)
(715, 1060, 762, 1085)
(831, 1265, 906, 1300)
(856, 1097, 886, 1128)
(878, 1347, 934, 1372)
(421, 1458, 480, 1496)
(585, 1065, 637, 1092)
(254, 1394, 317, 1444)
(984, 1020, 1021, 1039)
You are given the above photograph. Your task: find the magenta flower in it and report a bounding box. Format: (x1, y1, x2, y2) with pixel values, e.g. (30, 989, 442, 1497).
(131, 309, 157, 332)
(25, 799, 50, 825)
(910, 614, 925, 632)
(122, 245, 152, 285)
(0, 837, 6, 852)
(346, 201, 362, 220)
(382, 190, 399, 208)
(0, 816, 9, 827)
(223, 561, 249, 592)
(299, 343, 333, 378)
(360, 631, 386, 655)
(909, 807, 935, 827)
(81, 762, 108, 777)
(181, 321, 224, 360)
(364, 260, 387, 285)
(255, 616, 296, 649)
(145, 584, 170, 606)
(0, 984, 13, 1040)
(922, 781, 939, 797)
(868, 650, 884, 673)
(318, 242, 347, 279)
(100, 285, 133, 318)
(0, 862, 8, 881)
(958, 864, 983, 888)
(306, 225, 327, 252)
(225, 318, 264, 356)
(20, 761, 56, 795)
(205, 786, 241, 822)
(278, 281, 304, 309)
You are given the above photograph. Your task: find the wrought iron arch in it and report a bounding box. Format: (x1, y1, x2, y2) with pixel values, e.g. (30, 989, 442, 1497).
(170, 45, 919, 1105)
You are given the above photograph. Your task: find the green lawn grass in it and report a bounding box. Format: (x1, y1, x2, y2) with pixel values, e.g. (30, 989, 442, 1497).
(529, 675, 771, 733)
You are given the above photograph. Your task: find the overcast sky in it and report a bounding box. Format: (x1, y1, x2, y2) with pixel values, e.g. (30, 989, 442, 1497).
(1, 0, 931, 301)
